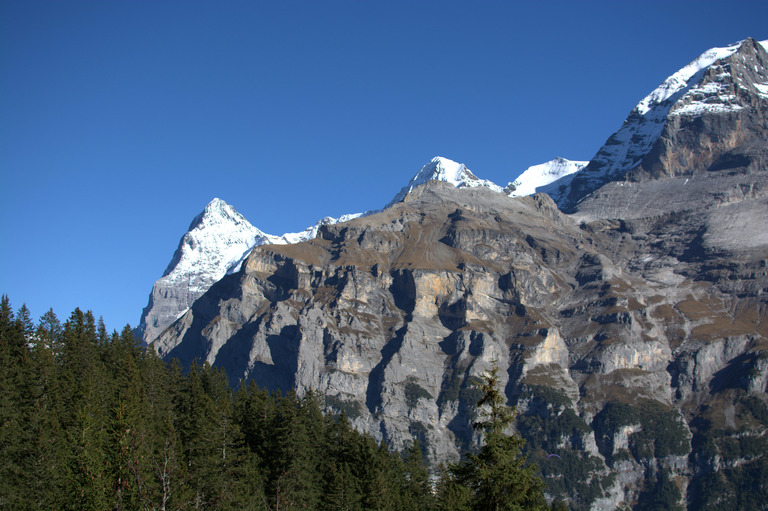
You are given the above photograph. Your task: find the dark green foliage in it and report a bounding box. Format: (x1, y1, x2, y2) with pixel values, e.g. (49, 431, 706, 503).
(439, 373, 483, 407)
(518, 402, 591, 452)
(636, 469, 684, 511)
(739, 394, 768, 424)
(632, 401, 690, 458)
(689, 401, 768, 510)
(0, 296, 435, 510)
(444, 361, 549, 511)
(325, 392, 364, 419)
(529, 450, 612, 511)
(688, 455, 768, 510)
(0, 295, 37, 507)
(404, 376, 433, 408)
(593, 399, 689, 461)
(517, 385, 612, 509)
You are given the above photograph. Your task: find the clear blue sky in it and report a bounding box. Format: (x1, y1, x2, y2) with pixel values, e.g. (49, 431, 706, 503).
(2, 0, 766, 331)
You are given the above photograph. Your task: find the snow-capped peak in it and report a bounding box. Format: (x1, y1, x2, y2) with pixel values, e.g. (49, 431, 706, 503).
(185, 198, 258, 239)
(161, 198, 272, 281)
(506, 158, 588, 197)
(635, 41, 743, 116)
(550, 38, 768, 210)
(385, 156, 503, 208)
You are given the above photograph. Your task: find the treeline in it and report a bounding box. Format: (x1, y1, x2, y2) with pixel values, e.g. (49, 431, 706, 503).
(1, 296, 554, 510)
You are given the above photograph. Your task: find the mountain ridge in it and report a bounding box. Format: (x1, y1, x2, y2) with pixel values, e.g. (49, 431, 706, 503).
(139, 38, 767, 345)
(140, 36, 768, 509)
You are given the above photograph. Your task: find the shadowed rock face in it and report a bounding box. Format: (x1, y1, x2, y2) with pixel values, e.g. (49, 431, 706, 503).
(153, 173, 767, 507)
(556, 38, 768, 214)
(151, 39, 768, 509)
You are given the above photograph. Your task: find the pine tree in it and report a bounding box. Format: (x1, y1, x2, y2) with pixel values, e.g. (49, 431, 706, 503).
(28, 310, 68, 508)
(37, 307, 62, 359)
(401, 439, 433, 510)
(435, 463, 472, 511)
(16, 303, 35, 342)
(269, 390, 322, 510)
(135, 349, 187, 510)
(320, 411, 364, 509)
(449, 360, 548, 511)
(0, 295, 33, 507)
(322, 461, 359, 511)
(104, 326, 149, 509)
(58, 308, 112, 510)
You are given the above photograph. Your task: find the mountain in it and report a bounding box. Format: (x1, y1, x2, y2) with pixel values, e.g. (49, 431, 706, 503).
(385, 156, 503, 208)
(146, 38, 768, 508)
(136, 199, 361, 344)
(136, 156, 494, 344)
(505, 157, 588, 197)
(551, 37, 768, 211)
(135, 198, 275, 344)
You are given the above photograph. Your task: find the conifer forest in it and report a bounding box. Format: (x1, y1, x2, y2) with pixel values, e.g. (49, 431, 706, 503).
(0, 295, 558, 510)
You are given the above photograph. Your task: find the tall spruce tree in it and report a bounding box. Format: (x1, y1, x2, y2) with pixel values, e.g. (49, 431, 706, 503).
(0, 296, 32, 507)
(449, 360, 548, 511)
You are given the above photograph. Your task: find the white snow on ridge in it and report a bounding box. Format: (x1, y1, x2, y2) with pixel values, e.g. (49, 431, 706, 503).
(567, 38, 761, 196)
(161, 198, 272, 288)
(141, 198, 363, 342)
(636, 41, 742, 115)
(278, 213, 364, 244)
(167, 201, 365, 284)
(385, 156, 504, 208)
(507, 158, 588, 197)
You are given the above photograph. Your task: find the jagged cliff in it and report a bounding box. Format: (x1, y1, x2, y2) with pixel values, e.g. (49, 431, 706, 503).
(150, 38, 768, 509)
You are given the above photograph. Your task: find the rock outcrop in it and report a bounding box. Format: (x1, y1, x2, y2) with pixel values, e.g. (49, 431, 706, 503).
(149, 38, 768, 509)
(135, 198, 275, 344)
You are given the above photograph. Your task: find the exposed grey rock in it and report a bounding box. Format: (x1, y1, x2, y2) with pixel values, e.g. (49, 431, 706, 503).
(148, 38, 768, 509)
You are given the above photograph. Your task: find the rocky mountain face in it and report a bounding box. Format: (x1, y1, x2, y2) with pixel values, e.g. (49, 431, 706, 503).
(136, 200, 361, 344)
(149, 39, 768, 509)
(385, 156, 504, 207)
(135, 198, 274, 344)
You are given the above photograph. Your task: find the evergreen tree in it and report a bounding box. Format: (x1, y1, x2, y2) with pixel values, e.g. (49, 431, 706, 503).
(58, 308, 112, 510)
(1, 297, 442, 510)
(269, 390, 323, 510)
(401, 439, 434, 510)
(320, 411, 364, 509)
(435, 464, 472, 511)
(358, 439, 407, 511)
(0, 295, 34, 507)
(28, 313, 68, 508)
(37, 307, 62, 359)
(104, 326, 149, 509)
(322, 461, 359, 511)
(449, 360, 548, 511)
(16, 303, 35, 342)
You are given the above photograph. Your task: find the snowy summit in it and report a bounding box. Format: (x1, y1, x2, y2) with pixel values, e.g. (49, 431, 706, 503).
(385, 156, 503, 208)
(506, 158, 588, 197)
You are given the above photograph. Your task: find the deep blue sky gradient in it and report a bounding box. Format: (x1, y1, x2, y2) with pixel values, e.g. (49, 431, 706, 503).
(2, 0, 766, 330)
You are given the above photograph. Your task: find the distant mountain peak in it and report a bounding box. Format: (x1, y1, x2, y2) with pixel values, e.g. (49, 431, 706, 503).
(506, 158, 588, 197)
(634, 40, 744, 116)
(137, 199, 361, 343)
(184, 198, 255, 241)
(385, 156, 503, 208)
(136, 199, 273, 343)
(552, 37, 768, 211)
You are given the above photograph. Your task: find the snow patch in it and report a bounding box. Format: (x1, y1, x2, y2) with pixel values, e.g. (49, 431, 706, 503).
(507, 158, 587, 197)
(385, 156, 503, 208)
(636, 42, 741, 115)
